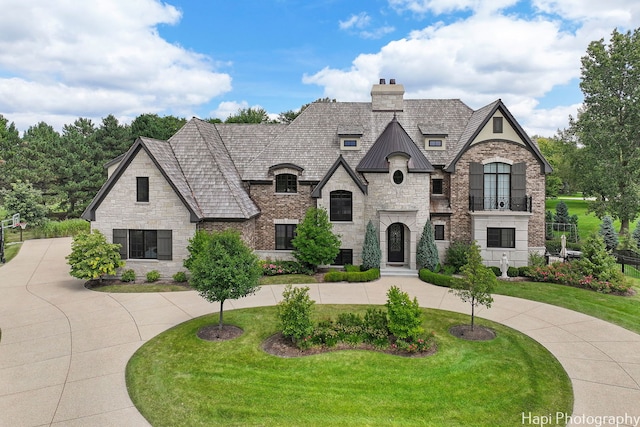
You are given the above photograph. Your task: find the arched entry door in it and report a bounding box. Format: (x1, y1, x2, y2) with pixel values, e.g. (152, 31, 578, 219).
(387, 223, 404, 263)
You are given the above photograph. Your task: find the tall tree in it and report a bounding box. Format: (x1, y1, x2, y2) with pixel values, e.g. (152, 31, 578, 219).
(571, 28, 640, 233)
(535, 135, 578, 196)
(225, 107, 271, 124)
(361, 220, 381, 270)
(0, 115, 22, 190)
(187, 229, 262, 332)
(130, 114, 186, 141)
(599, 215, 619, 252)
(96, 115, 132, 160)
(14, 122, 61, 199)
(291, 207, 341, 271)
(416, 219, 439, 271)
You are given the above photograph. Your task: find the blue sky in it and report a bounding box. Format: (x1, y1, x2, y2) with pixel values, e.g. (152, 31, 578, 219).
(1, 0, 640, 137)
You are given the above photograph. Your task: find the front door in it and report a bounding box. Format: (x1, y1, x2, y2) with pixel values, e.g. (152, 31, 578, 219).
(387, 223, 404, 263)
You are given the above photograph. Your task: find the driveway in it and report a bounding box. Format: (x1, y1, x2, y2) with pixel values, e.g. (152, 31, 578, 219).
(1, 238, 639, 427)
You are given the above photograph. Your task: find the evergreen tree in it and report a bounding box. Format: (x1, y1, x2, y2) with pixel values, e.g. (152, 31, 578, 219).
(554, 201, 571, 224)
(291, 207, 341, 271)
(361, 220, 381, 270)
(632, 222, 640, 249)
(0, 181, 48, 226)
(599, 216, 618, 252)
(578, 234, 625, 285)
(416, 220, 439, 271)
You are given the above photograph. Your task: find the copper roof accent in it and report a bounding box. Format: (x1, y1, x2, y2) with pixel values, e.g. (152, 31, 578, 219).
(356, 115, 434, 173)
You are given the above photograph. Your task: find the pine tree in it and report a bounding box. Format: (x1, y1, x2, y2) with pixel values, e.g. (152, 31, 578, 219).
(416, 220, 439, 271)
(361, 220, 381, 270)
(599, 216, 618, 252)
(554, 201, 571, 224)
(632, 222, 640, 250)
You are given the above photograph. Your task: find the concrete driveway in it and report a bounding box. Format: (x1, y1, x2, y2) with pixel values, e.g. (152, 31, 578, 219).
(1, 238, 639, 427)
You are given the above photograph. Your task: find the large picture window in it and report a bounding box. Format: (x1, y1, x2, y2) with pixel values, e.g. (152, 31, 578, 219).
(275, 174, 297, 193)
(275, 224, 296, 250)
(330, 190, 352, 221)
(487, 228, 515, 248)
(115, 229, 172, 260)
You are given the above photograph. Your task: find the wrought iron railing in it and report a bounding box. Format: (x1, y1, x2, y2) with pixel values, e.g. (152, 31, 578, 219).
(469, 196, 531, 212)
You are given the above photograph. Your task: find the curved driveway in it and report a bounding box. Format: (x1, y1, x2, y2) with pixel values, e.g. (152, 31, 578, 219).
(1, 238, 639, 427)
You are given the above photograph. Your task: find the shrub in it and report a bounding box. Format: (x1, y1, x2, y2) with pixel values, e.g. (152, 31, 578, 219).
(529, 252, 547, 268)
(291, 207, 341, 271)
(489, 266, 501, 276)
(385, 286, 423, 341)
(445, 240, 471, 273)
(507, 266, 519, 277)
(121, 269, 136, 282)
(528, 261, 629, 294)
(577, 234, 625, 286)
(599, 216, 618, 252)
(323, 268, 380, 283)
(146, 270, 161, 283)
(416, 220, 439, 271)
(323, 270, 345, 282)
(361, 220, 381, 270)
(172, 271, 188, 283)
(344, 264, 361, 272)
(277, 285, 315, 349)
(261, 260, 313, 276)
(418, 269, 460, 288)
(66, 230, 125, 284)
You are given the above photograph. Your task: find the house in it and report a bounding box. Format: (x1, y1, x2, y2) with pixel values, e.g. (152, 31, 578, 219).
(82, 80, 551, 278)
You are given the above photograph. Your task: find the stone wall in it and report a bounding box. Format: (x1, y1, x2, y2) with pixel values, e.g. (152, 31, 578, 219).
(198, 219, 256, 248)
(92, 149, 195, 279)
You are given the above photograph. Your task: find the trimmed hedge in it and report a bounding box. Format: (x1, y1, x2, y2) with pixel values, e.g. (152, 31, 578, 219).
(324, 268, 380, 283)
(418, 269, 460, 288)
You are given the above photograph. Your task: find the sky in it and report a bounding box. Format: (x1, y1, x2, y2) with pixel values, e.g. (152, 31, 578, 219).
(1, 0, 640, 138)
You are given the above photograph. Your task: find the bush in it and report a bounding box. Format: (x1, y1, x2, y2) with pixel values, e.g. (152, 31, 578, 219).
(121, 269, 136, 282)
(489, 266, 501, 276)
(277, 285, 315, 348)
(529, 252, 547, 268)
(261, 260, 313, 276)
(323, 268, 380, 283)
(146, 270, 161, 283)
(419, 269, 460, 288)
(172, 271, 188, 283)
(66, 230, 125, 283)
(344, 264, 361, 272)
(385, 286, 423, 341)
(323, 270, 345, 282)
(528, 261, 629, 294)
(416, 220, 439, 271)
(445, 240, 471, 273)
(361, 220, 381, 270)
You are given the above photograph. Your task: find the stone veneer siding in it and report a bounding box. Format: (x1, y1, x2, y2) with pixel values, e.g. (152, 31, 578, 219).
(448, 140, 546, 266)
(198, 219, 256, 248)
(91, 149, 195, 278)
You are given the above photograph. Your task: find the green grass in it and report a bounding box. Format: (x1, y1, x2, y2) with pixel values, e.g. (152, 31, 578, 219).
(127, 305, 572, 427)
(89, 283, 191, 293)
(259, 274, 317, 285)
(546, 197, 601, 240)
(493, 279, 640, 334)
(0, 243, 21, 265)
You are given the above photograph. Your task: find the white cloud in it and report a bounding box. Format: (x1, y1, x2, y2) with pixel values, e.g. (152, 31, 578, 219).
(339, 12, 371, 30)
(0, 0, 232, 131)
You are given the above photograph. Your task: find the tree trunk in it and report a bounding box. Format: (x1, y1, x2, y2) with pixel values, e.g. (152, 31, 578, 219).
(470, 297, 475, 331)
(620, 218, 630, 235)
(218, 299, 225, 331)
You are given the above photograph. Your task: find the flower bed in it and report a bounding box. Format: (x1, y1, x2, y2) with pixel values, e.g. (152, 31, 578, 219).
(528, 261, 630, 294)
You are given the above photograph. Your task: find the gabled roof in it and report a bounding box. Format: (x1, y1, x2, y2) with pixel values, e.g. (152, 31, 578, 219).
(356, 115, 434, 173)
(311, 155, 368, 198)
(444, 100, 552, 173)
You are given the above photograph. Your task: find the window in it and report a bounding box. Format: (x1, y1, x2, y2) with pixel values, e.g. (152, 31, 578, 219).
(330, 190, 352, 221)
(275, 224, 296, 250)
(487, 228, 515, 248)
(136, 177, 149, 202)
(428, 139, 443, 147)
(275, 174, 297, 193)
(333, 249, 353, 266)
(393, 170, 404, 184)
(123, 229, 172, 260)
(343, 139, 358, 147)
(484, 162, 511, 210)
(432, 178, 443, 195)
(434, 225, 445, 240)
(493, 117, 503, 133)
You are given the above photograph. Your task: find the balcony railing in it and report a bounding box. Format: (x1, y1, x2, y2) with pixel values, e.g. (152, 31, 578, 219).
(469, 196, 532, 212)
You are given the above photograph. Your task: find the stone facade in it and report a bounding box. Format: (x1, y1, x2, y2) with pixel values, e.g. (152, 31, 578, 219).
(198, 219, 256, 248)
(92, 149, 195, 278)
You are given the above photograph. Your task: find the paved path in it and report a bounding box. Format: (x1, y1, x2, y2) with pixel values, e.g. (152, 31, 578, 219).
(1, 238, 639, 427)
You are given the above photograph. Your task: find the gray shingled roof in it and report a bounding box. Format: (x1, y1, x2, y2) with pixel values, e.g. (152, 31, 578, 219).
(357, 115, 433, 172)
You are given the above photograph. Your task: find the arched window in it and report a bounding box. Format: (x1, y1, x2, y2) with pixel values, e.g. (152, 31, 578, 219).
(275, 173, 297, 193)
(330, 190, 352, 221)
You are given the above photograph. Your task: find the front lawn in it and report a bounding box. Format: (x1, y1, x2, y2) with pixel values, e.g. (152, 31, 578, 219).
(127, 305, 572, 427)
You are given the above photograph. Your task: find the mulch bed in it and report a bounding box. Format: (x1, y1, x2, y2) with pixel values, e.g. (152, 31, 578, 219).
(449, 325, 496, 341)
(197, 324, 244, 341)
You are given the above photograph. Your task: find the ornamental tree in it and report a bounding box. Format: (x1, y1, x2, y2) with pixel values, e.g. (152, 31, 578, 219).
(277, 285, 315, 348)
(450, 241, 496, 330)
(385, 285, 423, 341)
(66, 230, 125, 284)
(291, 207, 340, 271)
(361, 220, 381, 270)
(598, 216, 618, 252)
(416, 220, 439, 271)
(187, 229, 262, 331)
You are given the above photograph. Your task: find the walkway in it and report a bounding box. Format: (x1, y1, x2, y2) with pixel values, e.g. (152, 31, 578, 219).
(1, 238, 639, 427)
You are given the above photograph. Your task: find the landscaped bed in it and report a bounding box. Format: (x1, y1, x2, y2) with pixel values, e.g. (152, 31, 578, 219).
(126, 305, 572, 427)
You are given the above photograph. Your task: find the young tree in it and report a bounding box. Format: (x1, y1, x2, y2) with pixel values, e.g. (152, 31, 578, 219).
(416, 220, 439, 271)
(277, 285, 315, 348)
(578, 234, 625, 285)
(291, 207, 340, 271)
(599, 216, 618, 252)
(571, 28, 640, 234)
(554, 201, 571, 224)
(385, 286, 423, 341)
(449, 241, 497, 330)
(187, 229, 262, 331)
(0, 181, 48, 226)
(361, 220, 381, 270)
(66, 230, 125, 284)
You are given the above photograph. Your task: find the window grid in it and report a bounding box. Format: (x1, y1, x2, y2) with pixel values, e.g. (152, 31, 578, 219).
(434, 225, 445, 240)
(275, 224, 296, 250)
(432, 179, 443, 195)
(275, 174, 297, 193)
(129, 229, 158, 259)
(330, 190, 352, 221)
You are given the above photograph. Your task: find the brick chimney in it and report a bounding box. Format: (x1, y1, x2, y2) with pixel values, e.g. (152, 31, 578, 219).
(371, 79, 404, 112)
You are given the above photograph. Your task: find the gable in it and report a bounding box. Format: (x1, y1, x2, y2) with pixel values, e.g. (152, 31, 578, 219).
(470, 111, 525, 146)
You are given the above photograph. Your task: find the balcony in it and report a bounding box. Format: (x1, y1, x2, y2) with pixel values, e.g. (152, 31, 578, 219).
(469, 196, 532, 213)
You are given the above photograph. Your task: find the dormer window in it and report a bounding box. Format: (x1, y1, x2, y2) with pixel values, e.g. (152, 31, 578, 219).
(275, 173, 297, 193)
(338, 125, 363, 151)
(418, 123, 447, 150)
(428, 139, 443, 147)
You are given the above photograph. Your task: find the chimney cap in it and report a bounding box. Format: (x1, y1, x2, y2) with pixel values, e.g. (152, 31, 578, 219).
(390, 79, 396, 84)
(379, 78, 386, 84)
